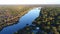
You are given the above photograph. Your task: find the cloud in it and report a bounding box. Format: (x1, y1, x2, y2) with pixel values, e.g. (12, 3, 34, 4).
(0, 0, 60, 5)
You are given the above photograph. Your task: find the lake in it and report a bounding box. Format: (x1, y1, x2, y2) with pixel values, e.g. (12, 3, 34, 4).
(0, 8, 40, 34)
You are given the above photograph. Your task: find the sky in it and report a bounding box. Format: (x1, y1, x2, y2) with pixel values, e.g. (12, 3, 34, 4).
(0, 0, 60, 5)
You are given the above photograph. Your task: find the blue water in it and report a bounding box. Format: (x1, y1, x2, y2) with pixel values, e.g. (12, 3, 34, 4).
(0, 8, 40, 34)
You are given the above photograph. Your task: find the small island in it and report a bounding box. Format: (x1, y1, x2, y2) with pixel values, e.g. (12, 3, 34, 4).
(14, 7, 60, 34)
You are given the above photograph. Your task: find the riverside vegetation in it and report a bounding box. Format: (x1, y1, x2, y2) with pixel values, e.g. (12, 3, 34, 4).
(14, 7, 60, 34)
(0, 6, 32, 31)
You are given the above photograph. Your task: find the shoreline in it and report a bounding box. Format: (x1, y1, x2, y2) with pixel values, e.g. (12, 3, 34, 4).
(14, 7, 60, 34)
(0, 7, 33, 31)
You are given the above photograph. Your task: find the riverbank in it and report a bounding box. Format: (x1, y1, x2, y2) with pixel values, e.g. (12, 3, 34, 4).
(0, 8, 40, 34)
(0, 6, 33, 31)
(14, 7, 60, 34)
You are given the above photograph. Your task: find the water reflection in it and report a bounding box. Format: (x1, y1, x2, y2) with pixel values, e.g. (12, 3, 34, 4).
(0, 8, 40, 34)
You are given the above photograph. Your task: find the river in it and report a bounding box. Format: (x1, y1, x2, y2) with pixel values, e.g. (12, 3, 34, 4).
(0, 8, 40, 34)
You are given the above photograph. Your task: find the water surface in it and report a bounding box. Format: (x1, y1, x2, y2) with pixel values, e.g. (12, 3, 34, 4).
(0, 8, 40, 34)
